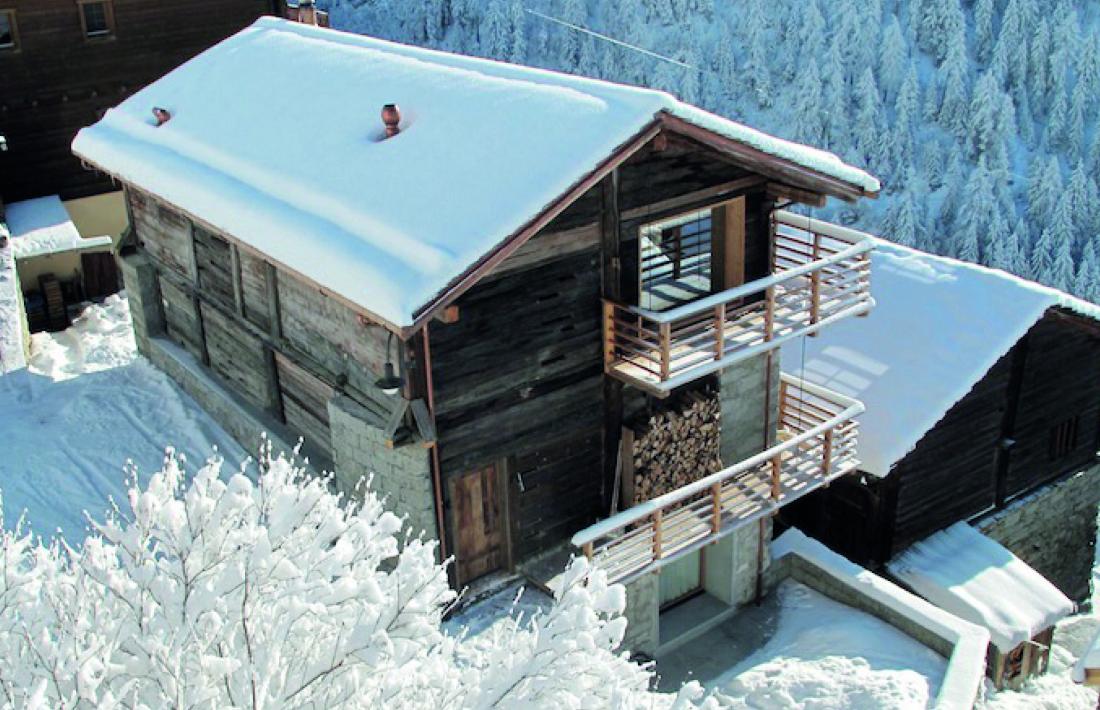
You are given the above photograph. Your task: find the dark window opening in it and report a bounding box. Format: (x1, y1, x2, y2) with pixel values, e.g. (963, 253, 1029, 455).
(1048, 415, 1080, 460)
(640, 209, 713, 311)
(80, 1, 113, 38)
(0, 10, 17, 49)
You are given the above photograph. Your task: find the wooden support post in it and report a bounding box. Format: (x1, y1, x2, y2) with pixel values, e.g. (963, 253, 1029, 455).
(711, 483, 722, 534)
(714, 302, 725, 360)
(583, 542, 594, 560)
(264, 262, 282, 341)
(822, 429, 833, 478)
(808, 232, 821, 334)
(770, 453, 782, 500)
(602, 300, 616, 371)
(764, 287, 776, 342)
(652, 509, 663, 559)
(659, 322, 672, 380)
(600, 168, 624, 514)
(230, 244, 245, 318)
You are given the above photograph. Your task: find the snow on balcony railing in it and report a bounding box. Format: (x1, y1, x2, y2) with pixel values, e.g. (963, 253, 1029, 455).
(602, 211, 875, 396)
(572, 374, 864, 584)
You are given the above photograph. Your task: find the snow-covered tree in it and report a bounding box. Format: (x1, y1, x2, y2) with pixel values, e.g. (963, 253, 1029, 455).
(1027, 155, 1064, 233)
(973, 0, 995, 63)
(1075, 241, 1100, 303)
(793, 58, 824, 146)
(0, 446, 701, 708)
(878, 17, 908, 102)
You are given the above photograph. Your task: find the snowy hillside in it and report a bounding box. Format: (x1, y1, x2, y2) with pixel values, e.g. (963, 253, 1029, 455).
(317, 0, 1100, 303)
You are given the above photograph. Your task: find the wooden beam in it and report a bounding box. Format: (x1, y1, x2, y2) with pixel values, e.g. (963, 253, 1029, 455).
(766, 182, 827, 208)
(230, 244, 245, 318)
(264, 261, 282, 341)
(409, 398, 436, 443)
(621, 175, 766, 224)
(601, 168, 625, 514)
(434, 305, 460, 324)
(657, 112, 871, 202)
(382, 398, 410, 448)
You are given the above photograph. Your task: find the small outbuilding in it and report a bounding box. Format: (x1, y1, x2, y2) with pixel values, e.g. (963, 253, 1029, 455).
(889, 522, 1075, 690)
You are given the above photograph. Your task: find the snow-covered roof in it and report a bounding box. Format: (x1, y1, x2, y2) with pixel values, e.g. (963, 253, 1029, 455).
(781, 239, 1100, 477)
(72, 17, 878, 328)
(1072, 628, 1100, 683)
(5, 196, 112, 260)
(888, 522, 1075, 653)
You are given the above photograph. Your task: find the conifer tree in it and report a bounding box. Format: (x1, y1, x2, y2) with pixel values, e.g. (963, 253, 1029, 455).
(878, 17, 908, 102)
(854, 67, 885, 172)
(1029, 18, 1052, 103)
(744, 0, 772, 108)
(793, 59, 824, 146)
(820, 40, 848, 150)
(1076, 241, 1100, 303)
(893, 67, 920, 169)
(917, 0, 965, 64)
(938, 39, 970, 140)
(1027, 155, 1063, 232)
(974, 0, 996, 64)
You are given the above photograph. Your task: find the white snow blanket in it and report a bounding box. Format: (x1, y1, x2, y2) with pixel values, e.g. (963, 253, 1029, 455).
(72, 17, 878, 328)
(889, 522, 1075, 654)
(5, 196, 112, 259)
(0, 222, 25, 373)
(781, 239, 1100, 477)
(1071, 627, 1100, 684)
(0, 295, 245, 542)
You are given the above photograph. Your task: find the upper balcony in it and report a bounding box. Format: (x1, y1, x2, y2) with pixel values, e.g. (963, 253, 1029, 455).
(572, 374, 863, 584)
(603, 210, 876, 396)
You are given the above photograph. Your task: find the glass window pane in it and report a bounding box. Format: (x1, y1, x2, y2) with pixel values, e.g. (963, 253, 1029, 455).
(0, 13, 13, 47)
(83, 3, 109, 35)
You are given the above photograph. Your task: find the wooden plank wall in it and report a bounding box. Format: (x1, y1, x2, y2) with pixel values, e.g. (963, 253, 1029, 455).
(1003, 312, 1100, 495)
(130, 188, 390, 462)
(0, 0, 276, 200)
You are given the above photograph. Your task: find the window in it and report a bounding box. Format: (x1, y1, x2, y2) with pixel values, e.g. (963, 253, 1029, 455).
(78, 0, 114, 39)
(1048, 415, 1080, 460)
(0, 10, 18, 50)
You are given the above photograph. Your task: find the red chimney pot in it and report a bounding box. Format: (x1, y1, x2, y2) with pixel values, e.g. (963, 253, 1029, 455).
(152, 107, 171, 126)
(381, 104, 401, 138)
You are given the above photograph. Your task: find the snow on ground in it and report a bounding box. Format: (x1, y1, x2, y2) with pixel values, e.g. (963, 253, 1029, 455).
(0, 294, 245, 542)
(710, 580, 946, 709)
(0, 226, 25, 374)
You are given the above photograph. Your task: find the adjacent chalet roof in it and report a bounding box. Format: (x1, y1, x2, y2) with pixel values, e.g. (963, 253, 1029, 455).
(889, 522, 1075, 653)
(5, 196, 112, 260)
(781, 239, 1100, 477)
(72, 17, 879, 329)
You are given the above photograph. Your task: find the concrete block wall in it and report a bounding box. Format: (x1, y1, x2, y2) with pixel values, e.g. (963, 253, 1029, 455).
(718, 351, 780, 465)
(622, 571, 660, 657)
(977, 465, 1100, 604)
(118, 250, 165, 357)
(704, 519, 770, 607)
(328, 394, 438, 543)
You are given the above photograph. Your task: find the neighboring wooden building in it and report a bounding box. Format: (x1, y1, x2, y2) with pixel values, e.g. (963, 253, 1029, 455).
(73, 17, 883, 654)
(0, 0, 280, 201)
(781, 240, 1100, 601)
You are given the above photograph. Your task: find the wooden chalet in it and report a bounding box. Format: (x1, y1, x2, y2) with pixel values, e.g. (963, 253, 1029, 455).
(781, 241, 1100, 602)
(73, 17, 884, 653)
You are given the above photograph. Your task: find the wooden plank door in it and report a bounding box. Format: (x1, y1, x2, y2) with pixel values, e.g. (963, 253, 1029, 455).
(81, 251, 120, 300)
(450, 464, 504, 585)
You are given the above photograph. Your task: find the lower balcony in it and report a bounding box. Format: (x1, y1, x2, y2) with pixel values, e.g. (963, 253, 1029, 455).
(603, 211, 875, 397)
(572, 375, 863, 584)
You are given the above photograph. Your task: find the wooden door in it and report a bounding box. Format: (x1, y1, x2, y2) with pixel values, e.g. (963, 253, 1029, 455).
(450, 464, 505, 585)
(81, 251, 120, 300)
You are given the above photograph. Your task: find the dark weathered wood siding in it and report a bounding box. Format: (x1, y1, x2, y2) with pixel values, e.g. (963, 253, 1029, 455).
(430, 138, 771, 562)
(0, 0, 277, 201)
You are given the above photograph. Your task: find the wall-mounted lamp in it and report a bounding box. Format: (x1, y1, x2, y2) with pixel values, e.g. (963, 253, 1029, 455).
(375, 332, 404, 396)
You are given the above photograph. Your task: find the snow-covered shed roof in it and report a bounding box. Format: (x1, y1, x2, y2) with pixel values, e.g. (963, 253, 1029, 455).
(1072, 628, 1100, 683)
(72, 17, 879, 329)
(888, 522, 1075, 653)
(781, 239, 1100, 477)
(5, 196, 112, 260)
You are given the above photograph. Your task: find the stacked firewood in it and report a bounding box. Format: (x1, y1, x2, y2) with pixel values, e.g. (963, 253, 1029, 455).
(631, 391, 722, 505)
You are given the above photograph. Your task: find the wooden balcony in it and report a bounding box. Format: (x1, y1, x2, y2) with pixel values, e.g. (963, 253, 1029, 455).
(603, 210, 875, 396)
(572, 375, 863, 584)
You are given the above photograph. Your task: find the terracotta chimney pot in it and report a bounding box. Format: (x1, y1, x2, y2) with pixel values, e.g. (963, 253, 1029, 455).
(152, 107, 171, 126)
(381, 104, 401, 138)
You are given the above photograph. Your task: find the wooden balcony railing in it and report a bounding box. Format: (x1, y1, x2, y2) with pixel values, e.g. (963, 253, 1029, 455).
(572, 375, 863, 584)
(603, 210, 875, 396)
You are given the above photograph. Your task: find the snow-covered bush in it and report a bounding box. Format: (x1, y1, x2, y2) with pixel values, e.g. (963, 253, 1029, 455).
(0, 445, 705, 708)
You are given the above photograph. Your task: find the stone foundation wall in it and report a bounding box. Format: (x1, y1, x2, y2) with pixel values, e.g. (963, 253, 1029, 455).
(328, 394, 437, 542)
(719, 351, 780, 465)
(622, 571, 660, 657)
(976, 465, 1100, 604)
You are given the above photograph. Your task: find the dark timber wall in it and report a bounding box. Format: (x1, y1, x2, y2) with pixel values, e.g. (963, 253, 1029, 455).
(128, 187, 392, 463)
(785, 308, 1100, 568)
(0, 0, 277, 201)
(429, 137, 771, 563)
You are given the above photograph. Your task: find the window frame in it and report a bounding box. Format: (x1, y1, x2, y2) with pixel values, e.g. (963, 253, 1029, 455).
(0, 9, 20, 51)
(77, 0, 115, 41)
